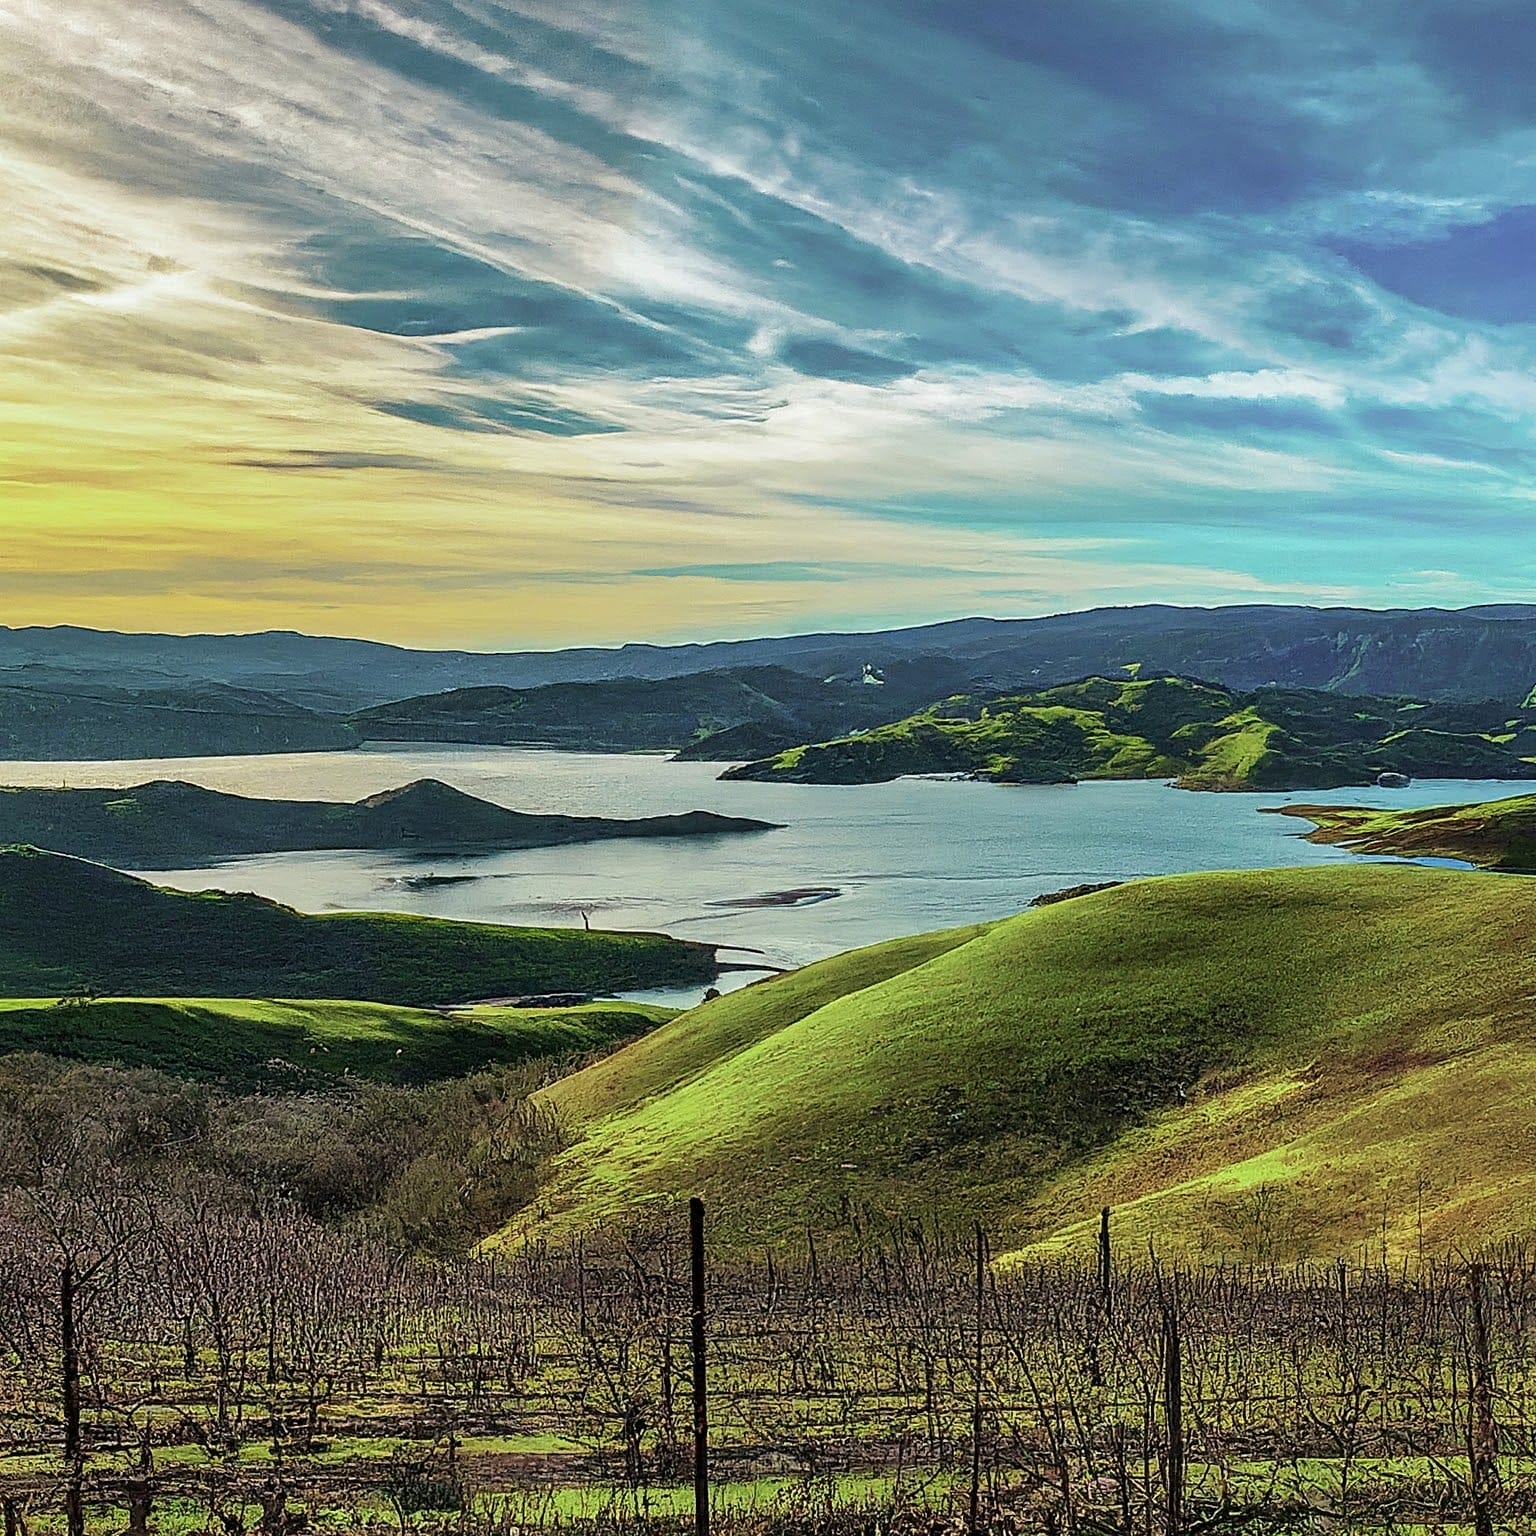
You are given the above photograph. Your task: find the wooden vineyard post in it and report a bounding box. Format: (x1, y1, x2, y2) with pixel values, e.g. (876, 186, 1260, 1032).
(61, 1261, 84, 1536)
(969, 1224, 987, 1534)
(1162, 1303, 1184, 1536)
(124, 1425, 154, 1536)
(1097, 1207, 1112, 1312)
(1466, 1262, 1500, 1536)
(690, 1197, 709, 1536)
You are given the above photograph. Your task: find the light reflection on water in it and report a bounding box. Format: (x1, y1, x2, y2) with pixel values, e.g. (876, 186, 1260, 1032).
(0, 745, 1505, 1005)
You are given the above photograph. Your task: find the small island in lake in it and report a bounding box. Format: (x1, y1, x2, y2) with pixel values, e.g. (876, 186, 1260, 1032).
(1274, 793, 1536, 872)
(722, 674, 1536, 792)
(0, 777, 779, 866)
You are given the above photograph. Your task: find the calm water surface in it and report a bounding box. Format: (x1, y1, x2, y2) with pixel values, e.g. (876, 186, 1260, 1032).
(6, 747, 1515, 1004)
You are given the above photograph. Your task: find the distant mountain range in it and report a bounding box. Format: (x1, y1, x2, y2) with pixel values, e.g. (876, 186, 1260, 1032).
(8, 603, 1536, 760)
(7, 603, 1536, 709)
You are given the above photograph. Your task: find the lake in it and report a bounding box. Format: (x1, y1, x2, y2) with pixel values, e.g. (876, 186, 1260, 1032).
(4, 747, 1517, 1005)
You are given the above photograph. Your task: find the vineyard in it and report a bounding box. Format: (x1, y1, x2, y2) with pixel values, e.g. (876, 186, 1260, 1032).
(2, 1182, 1533, 1535)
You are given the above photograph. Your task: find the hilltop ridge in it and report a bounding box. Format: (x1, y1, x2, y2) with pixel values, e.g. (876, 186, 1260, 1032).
(9, 602, 1536, 710)
(0, 778, 776, 866)
(722, 674, 1536, 790)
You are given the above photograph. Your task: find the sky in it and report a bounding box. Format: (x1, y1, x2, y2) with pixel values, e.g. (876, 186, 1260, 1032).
(4, 0, 1536, 646)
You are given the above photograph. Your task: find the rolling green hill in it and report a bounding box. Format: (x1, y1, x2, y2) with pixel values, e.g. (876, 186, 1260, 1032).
(1278, 792, 1536, 872)
(0, 777, 776, 866)
(0, 996, 671, 1089)
(519, 865, 1536, 1261)
(722, 674, 1536, 790)
(0, 846, 716, 1002)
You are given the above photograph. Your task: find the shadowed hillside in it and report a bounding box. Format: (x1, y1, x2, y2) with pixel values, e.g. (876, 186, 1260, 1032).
(0, 680, 355, 759)
(521, 864, 1536, 1260)
(0, 995, 670, 1089)
(0, 846, 716, 1002)
(350, 663, 965, 754)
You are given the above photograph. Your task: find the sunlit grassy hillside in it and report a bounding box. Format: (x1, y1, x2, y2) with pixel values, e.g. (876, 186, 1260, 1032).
(722, 674, 1536, 789)
(521, 865, 1536, 1261)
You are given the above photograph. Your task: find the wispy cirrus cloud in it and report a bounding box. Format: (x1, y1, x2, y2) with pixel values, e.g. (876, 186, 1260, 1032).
(5, 0, 1536, 642)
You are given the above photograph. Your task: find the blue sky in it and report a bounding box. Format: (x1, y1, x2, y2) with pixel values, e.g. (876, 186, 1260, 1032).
(3, 0, 1536, 643)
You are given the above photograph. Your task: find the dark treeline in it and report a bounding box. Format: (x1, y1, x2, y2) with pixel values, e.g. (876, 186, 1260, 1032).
(0, 1053, 566, 1253)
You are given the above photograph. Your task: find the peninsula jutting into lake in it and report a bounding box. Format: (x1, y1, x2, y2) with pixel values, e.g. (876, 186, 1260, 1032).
(0, 775, 778, 866)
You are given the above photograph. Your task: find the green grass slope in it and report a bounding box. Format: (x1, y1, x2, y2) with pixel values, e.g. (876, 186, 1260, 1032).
(0, 996, 671, 1089)
(0, 777, 775, 866)
(1277, 792, 1536, 872)
(520, 865, 1536, 1261)
(0, 846, 716, 1002)
(550, 920, 988, 1126)
(722, 674, 1536, 790)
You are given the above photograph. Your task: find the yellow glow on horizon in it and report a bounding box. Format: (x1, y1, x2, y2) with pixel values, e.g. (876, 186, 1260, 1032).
(0, 113, 1335, 648)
